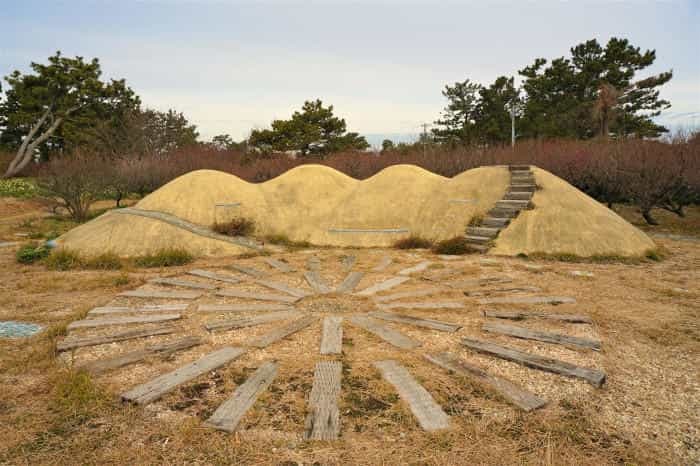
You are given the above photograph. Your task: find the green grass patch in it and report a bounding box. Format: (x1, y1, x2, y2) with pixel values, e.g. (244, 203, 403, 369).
(133, 248, 194, 267)
(432, 237, 479, 255)
(523, 248, 667, 264)
(16, 242, 51, 264)
(0, 177, 39, 198)
(393, 236, 433, 249)
(44, 249, 82, 270)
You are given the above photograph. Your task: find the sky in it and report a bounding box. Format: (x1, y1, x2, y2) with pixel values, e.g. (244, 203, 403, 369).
(1, 0, 698, 146)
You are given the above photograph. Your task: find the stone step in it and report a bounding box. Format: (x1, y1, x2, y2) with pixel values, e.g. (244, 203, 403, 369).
(510, 184, 536, 192)
(508, 164, 531, 171)
(481, 217, 510, 228)
(488, 207, 521, 219)
(465, 243, 489, 252)
(495, 200, 530, 209)
(503, 192, 533, 201)
(511, 177, 535, 185)
(464, 235, 493, 244)
(466, 226, 500, 238)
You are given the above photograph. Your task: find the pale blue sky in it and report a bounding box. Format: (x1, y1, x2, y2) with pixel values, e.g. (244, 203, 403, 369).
(1, 0, 698, 144)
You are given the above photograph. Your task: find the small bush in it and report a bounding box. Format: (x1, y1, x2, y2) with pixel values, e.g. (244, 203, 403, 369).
(45, 249, 82, 270)
(263, 233, 312, 248)
(394, 236, 433, 249)
(83, 253, 123, 270)
(468, 215, 483, 227)
(113, 273, 130, 286)
(432, 237, 478, 255)
(213, 217, 256, 237)
(16, 243, 50, 264)
(0, 178, 39, 198)
(134, 248, 193, 267)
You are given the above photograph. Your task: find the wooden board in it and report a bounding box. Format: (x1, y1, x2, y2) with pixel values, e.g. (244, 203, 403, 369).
(252, 279, 311, 298)
(216, 289, 300, 303)
(205, 361, 278, 432)
(198, 303, 292, 313)
(447, 277, 513, 289)
(122, 347, 245, 405)
(335, 271, 364, 294)
(320, 316, 343, 354)
(187, 269, 241, 285)
(349, 316, 421, 350)
(398, 261, 433, 276)
(305, 361, 342, 440)
(482, 322, 601, 350)
(477, 296, 576, 305)
(483, 310, 592, 324)
(228, 264, 267, 278)
(205, 310, 300, 332)
(355, 276, 410, 296)
(304, 271, 332, 294)
(373, 288, 441, 303)
(78, 336, 202, 374)
(119, 290, 202, 300)
(263, 258, 295, 273)
(424, 352, 546, 412)
(67, 313, 182, 330)
(57, 325, 175, 352)
(377, 301, 464, 310)
(372, 256, 392, 272)
(423, 267, 463, 282)
(373, 360, 449, 431)
(88, 304, 188, 316)
(149, 277, 217, 290)
(464, 286, 541, 297)
(248, 315, 317, 348)
(461, 337, 606, 387)
(369, 311, 461, 333)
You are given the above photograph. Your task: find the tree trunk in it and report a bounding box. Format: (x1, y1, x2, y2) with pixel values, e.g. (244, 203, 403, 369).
(641, 208, 659, 225)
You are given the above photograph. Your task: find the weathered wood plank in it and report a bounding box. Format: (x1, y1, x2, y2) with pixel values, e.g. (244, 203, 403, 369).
(372, 256, 392, 272)
(320, 316, 343, 354)
(228, 264, 267, 278)
(252, 278, 311, 298)
(119, 290, 202, 300)
(377, 301, 464, 310)
(369, 311, 461, 332)
(335, 271, 364, 294)
(464, 286, 541, 297)
(398, 261, 433, 276)
(373, 360, 449, 431)
(349, 316, 421, 350)
(461, 337, 606, 387)
(482, 322, 601, 350)
(248, 315, 317, 348)
(447, 277, 512, 289)
(187, 269, 241, 285)
(483, 310, 592, 324)
(205, 361, 278, 432)
(149, 277, 217, 290)
(57, 325, 175, 352)
(424, 352, 546, 412)
(422, 267, 463, 282)
(305, 361, 342, 440)
(206, 310, 300, 332)
(198, 303, 292, 313)
(304, 271, 332, 294)
(216, 289, 300, 303)
(78, 336, 202, 374)
(88, 304, 188, 316)
(477, 296, 576, 305)
(67, 313, 182, 330)
(354, 276, 410, 296)
(373, 288, 441, 303)
(122, 347, 245, 404)
(263, 257, 295, 273)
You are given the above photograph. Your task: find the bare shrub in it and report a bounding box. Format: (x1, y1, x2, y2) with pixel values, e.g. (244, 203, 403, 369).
(213, 218, 256, 237)
(394, 236, 433, 249)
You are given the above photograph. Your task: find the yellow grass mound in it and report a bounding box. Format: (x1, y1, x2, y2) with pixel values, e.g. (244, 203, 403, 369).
(57, 164, 655, 258)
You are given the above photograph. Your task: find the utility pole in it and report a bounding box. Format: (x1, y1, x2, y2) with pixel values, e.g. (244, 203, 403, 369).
(421, 123, 429, 156)
(510, 76, 516, 148)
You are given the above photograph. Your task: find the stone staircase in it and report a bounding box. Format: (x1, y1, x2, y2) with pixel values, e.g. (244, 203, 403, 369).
(464, 165, 535, 252)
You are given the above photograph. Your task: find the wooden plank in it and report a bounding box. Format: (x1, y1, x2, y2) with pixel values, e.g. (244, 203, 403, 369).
(424, 352, 546, 412)
(248, 315, 317, 348)
(377, 301, 464, 310)
(373, 360, 449, 431)
(57, 325, 175, 352)
(483, 310, 592, 324)
(216, 289, 300, 303)
(398, 261, 433, 276)
(349, 316, 421, 350)
(477, 296, 576, 305)
(149, 277, 217, 290)
(88, 304, 188, 316)
(373, 288, 441, 303)
(372, 256, 392, 271)
(198, 303, 292, 313)
(205, 361, 278, 432)
(423, 267, 463, 282)
(335, 271, 364, 294)
(369, 311, 461, 333)
(263, 257, 295, 273)
(304, 361, 342, 440)
(252, 278, 311, 298)
(304, 271, 332, 294)
(447, 277, 512, 289)
(78, 336, 202, 374)
(187, 269, 241, 285)
(205, 310, 300, 332)
(122, 347, 245, 404)
(482, 322, 601, 351)
(228, 264, 267, 278)
(67, 313, 182, 330)
(320, 316, 343, 354)
(355, 276, 409, 296)
(464, 286, 541, 297)
(119, 290, 202, 300)
(461, 337, 606, 387)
